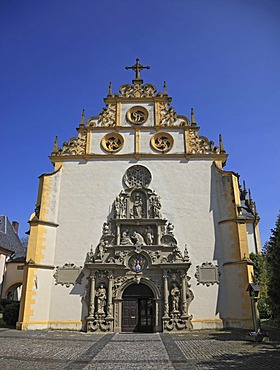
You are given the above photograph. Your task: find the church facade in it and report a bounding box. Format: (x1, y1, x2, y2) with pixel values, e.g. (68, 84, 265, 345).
(17, 60, 261, 333)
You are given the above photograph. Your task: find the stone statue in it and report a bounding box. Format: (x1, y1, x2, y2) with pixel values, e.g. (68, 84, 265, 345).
(185, 288, 194, 316)
(145, 226, 154, 245)
(132, 231, 146, 245)
(183, 245, 190, 262)
(120, 231, 133, 245)
(102, 222, 109, 235)
(119, 193, 127, 218)
(173, 246, 183, 261)
(171, 284, 180, 312)
(166, 223, 174, 235)
(97, 240, 107, 260)
(86, 246, 94, 262)
(114, 195, 121, 218)
(96, 284, 107, 314)
(132, 192, 144, 219)
(149, 194, 161, 218)
(114, 194, 127, 219)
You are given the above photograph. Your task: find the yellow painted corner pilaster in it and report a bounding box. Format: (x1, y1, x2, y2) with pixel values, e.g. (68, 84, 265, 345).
(19, 172, 54, 330)
(183, 130, 188, 154)
(17, 266, 37, 329)
(232, 174, 241, 216)
(26, 224, 47, 263)
(86, 131, 91, 154)
(116, 102, 121, 126)
(135, 129, 140, 155)
(154, 102, 160, 126)
(40, 176, 52, 221)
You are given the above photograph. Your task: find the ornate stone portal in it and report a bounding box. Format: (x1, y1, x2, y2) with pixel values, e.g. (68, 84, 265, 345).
(84, 165, 193, 333)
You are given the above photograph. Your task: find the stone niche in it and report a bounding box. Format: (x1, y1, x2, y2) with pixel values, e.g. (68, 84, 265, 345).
(83, 165, 194, 333)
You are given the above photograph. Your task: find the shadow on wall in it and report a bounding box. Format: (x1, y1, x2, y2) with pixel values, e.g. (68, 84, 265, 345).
(69, 267, 88, 330)
(210, 163, 229, 323)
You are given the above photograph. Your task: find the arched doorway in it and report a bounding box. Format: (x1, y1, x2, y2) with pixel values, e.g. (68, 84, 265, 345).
(122, 283, 154, 333)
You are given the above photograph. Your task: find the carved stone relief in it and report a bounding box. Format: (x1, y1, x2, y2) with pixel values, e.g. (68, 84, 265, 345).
(187, 129, 220, 155)
(101, 132, 124, 153)
(159, 103, 178, 126)
(98, 104, 116, 127)
(126, 106, 149, 125)
(84, 165, 193, 333)
(150, 132, 174, 153)
(195, 261, 220, 286)
(119, 83, 157, 98)
(123, 165, 152, 188)
(53, 129, 87, 156)
(54, 263, 83, 287)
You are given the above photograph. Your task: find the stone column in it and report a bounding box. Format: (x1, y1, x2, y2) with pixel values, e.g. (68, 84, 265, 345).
(88, 272, 96, 317)
(181, 272, 187, 318)
(116, 224, 121, 245)
(106, 273, 114, 319)
(157, 225, 161, 245)
(163, 272, 169, 318)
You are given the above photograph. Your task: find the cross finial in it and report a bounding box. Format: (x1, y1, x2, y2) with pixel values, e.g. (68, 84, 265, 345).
(125, 58, 150, 83)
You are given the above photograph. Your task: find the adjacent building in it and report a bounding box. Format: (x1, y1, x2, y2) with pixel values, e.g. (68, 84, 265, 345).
(0, 216, 26, 301)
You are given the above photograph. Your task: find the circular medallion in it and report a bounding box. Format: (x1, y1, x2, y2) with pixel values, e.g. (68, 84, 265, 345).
(150, 132, 174, 153)
(101, 132, 124, 153)
(123, 165, 152, 188)
(126, 106, 149, 125)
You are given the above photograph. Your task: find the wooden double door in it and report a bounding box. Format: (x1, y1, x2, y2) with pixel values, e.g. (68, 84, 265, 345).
(122, 284, 154, 333)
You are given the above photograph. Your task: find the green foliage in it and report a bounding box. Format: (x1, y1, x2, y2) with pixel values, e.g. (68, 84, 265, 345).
(0, 299, 14, 312)
(2, 302, 20, 327)
(250, 252, 271, 319)
(264, 213, 280, 322)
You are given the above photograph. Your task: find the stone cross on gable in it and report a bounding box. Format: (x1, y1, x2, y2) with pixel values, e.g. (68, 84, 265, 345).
(125, 58, 150, 83)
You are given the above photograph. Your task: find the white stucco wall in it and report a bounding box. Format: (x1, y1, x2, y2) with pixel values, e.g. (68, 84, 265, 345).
(246, 223, 257, 254)
(90, 130, 135, 154)
(44, 158, 223, 323)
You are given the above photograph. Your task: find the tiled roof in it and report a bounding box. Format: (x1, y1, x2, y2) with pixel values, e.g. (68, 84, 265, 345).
(0, 216, 26, 258)
(240, 200, 255, 220)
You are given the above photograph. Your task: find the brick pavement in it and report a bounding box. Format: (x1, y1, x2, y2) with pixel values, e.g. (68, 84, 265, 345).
(0, 328, 279, 369)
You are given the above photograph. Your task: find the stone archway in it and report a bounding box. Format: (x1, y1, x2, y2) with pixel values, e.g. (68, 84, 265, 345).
(5, 282, 22, 301)
(122, 283, 154, 333)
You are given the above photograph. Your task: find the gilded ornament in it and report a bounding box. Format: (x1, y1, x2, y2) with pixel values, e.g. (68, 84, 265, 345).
(98, 104, 117, 127)
(126, 106, 149, 125)
(101, 132, 124, 153)
(159, 103, 178, 126)
(119, 83, 156, 98)
(150, 132, 174, 153)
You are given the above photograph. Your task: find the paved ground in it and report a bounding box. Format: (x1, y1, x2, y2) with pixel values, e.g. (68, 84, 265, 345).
(0, 328, 280, 369)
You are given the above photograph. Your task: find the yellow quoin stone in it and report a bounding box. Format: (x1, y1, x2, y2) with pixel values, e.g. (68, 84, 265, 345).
(18, 60, 261, 332)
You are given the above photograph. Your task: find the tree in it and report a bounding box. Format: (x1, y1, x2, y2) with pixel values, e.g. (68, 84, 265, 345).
(250, 252, 271, 319)
(264, 213, 280, 322)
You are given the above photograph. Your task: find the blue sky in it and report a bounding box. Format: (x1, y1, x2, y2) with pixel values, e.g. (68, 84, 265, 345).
(1, 0, 279, 244)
